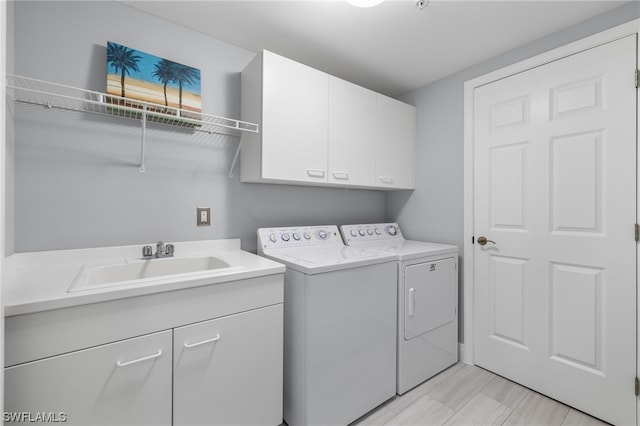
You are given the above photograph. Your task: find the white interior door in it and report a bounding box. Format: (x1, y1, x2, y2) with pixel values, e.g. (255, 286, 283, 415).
(473, 35, 637, 425)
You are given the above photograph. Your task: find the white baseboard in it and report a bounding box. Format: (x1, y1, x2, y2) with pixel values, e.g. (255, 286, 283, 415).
(458, 342, 473, 365)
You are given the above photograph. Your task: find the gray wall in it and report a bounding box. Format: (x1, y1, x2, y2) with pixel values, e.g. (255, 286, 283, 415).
(9, 1, 386, 254)
(5, 0, 14, 256)
(387, 1, 640, 343)
(8, 1, 640, 345)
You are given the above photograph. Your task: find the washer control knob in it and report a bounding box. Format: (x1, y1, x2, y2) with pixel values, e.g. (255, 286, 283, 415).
(359, 229, 366, 236)
(281, 233, 290, 242)
(367, 229, 373, 235)
(350, 229, 357, 237)
(269, 233, 277, 243)
(304, 232, 311, 240)
(375, 228, 381, 235)
(318, 230, 328, 240)
(387, 226, 397, 236)
(293, 232, 301, 241)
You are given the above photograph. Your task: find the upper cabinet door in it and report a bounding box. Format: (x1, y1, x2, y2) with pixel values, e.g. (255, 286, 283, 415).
(262, 51, 329, 183)
(328, 76, 376, 187)
(376, 95, 416, 189)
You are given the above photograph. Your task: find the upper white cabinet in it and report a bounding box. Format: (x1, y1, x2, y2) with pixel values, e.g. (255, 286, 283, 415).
(376, 94, 416, 189)
(241, 50, 329, 184)
(241, 50, 415, 190)
(328, 76, 377, 187)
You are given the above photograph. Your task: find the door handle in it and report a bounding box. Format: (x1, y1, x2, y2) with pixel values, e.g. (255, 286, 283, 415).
(477, 236, 496, 246)
(332, 172, 349, 180)
(184, 334, 221, 349)
(306, 169, 325, 178)
(408, 288, 415, 317)
(116, 350, 163, 367)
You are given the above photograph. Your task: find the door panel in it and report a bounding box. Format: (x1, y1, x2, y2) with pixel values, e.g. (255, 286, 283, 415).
(490, 255, 528, 349)
(490, 143, 528, 229)
(473, 35, 636, 425)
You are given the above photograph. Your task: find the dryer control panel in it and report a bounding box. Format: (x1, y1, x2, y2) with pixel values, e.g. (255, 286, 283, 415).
(258, 225, 342, 251)
(340, 223, 404, 244)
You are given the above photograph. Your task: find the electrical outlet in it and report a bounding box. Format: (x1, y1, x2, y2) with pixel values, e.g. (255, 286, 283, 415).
(197, 207, 211, 226)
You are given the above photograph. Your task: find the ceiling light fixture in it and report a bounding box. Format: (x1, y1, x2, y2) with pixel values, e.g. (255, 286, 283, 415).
(345, 0, 385, 7)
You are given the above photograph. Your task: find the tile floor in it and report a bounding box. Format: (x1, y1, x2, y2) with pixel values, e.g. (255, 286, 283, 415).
(352, 363, 610, 426)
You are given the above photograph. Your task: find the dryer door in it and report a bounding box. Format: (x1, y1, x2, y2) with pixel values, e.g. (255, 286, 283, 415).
(404, 258, 456, 340)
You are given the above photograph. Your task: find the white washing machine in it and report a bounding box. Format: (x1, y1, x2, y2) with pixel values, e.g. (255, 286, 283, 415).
(257, 225, 397, 426)
(340, 222, 458, 395)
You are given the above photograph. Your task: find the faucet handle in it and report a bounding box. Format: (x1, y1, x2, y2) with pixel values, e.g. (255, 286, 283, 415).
(165, 244, 175, 256)
(142, 245, 153, 258)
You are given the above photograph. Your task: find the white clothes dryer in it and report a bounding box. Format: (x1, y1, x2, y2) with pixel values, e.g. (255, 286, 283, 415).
(340, 223, 459, 395)
(257, 225, 397, 426)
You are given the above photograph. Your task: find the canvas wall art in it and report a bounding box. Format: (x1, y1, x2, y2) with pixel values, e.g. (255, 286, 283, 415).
(106, 41, 202, 117)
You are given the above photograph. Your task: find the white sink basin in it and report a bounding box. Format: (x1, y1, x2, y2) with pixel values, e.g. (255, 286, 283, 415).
(69, 256, 234, 292)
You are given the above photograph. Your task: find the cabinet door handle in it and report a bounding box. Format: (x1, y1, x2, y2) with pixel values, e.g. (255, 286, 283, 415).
(184, 334, 221, 349)
(332, 172, 349, 180)
(408, 288, 415, 317)
(116, 349, 162, 367)
(306, 169, 325, 178)
(379, 176, 394, 184)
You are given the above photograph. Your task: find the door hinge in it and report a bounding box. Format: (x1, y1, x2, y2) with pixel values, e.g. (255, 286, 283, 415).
(636, 69, 639, 88)
(635, 224, 639, 242)
(635, 377, 639, 396)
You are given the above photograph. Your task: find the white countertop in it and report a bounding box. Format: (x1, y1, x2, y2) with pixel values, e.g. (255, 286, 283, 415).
(3, 239, 285, 317)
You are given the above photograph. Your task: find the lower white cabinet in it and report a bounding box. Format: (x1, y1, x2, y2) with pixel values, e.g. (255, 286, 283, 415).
(4, 298, 284, 425)
(174, 305, 283, 426)
(5, 331, 173, 426)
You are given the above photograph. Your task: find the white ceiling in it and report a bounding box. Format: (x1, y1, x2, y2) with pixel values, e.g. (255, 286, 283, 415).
(122, 0, 633, 96)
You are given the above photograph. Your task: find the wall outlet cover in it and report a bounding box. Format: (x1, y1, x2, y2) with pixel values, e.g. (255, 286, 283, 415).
(197, 207, 211, 226)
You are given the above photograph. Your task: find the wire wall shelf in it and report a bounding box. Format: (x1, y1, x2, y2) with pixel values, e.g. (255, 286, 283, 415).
(6, 74, 259, 174)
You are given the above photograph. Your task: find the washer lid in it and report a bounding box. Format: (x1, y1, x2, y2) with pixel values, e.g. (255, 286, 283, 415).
(345, 239, 458, 261)
(260, 245, 395, 275)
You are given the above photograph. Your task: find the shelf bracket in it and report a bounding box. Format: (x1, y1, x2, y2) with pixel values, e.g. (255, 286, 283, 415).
(228, 139, 243, 178)
(139, 105, 147, 173)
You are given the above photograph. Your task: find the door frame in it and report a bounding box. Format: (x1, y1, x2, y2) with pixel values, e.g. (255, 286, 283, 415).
(462, 19, 640, 367)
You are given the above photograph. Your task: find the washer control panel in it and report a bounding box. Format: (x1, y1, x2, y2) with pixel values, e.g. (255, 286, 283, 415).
(340, 223, 404, 244)
(258, 225, 342, 250)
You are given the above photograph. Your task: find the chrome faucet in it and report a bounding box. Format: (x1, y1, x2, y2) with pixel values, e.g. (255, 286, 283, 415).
(142, 241, 175, 259)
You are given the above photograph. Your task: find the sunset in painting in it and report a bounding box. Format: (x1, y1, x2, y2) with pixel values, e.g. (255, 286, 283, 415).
(106, 41, 202, 113)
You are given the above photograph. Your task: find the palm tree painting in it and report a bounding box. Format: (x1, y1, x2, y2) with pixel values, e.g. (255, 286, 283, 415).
(107, 42, 141, 98)
(106, 41, 202, 115)
(152, 59, 176, 107)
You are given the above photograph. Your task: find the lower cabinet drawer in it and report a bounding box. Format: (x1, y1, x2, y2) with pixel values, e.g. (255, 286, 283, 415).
(4, 330, 172, 426)
(173, 304, 284, 426)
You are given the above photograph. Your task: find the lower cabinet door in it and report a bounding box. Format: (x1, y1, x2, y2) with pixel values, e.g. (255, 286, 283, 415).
(4, 330, 172, 426)
(173, 304, 283, 426)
